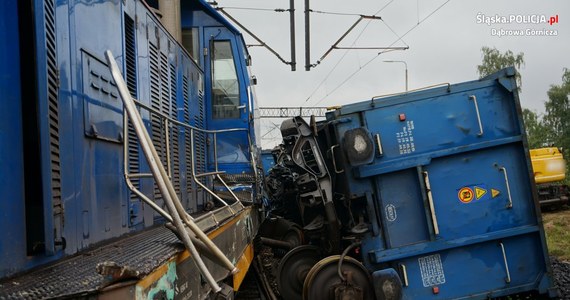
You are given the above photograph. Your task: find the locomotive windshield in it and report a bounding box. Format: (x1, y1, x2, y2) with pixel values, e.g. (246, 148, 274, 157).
(211, 40, 240, 119)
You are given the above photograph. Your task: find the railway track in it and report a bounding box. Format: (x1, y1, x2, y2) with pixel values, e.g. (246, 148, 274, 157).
(237, 245, 570, 300)
(235, 247, 279, 300)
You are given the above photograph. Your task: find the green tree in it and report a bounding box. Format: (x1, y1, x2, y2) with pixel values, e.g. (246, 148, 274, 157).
(476, 47, 540, 147)
(476, 46, 524, 89)
(522, 108, 548, 148)
(542, 68, 570, 181)
(543, 69, 570, 144)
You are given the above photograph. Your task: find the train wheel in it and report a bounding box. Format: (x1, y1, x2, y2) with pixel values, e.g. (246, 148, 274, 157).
(303, 255, 373, 300)
(277, 245, 322, 300)
(281, 225, 304, 248)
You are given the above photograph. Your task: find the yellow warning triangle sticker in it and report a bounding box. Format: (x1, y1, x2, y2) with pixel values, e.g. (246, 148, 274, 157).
(475, 187, 487, 199)
(491, 189, 500, 198)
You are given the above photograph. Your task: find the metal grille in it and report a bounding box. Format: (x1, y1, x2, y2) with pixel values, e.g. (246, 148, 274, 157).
(127, 119, 140, 199)
(216, 190, 253, 203)
(148, 42, 164, 205)
(159, 52, 170, 120)
(44, 0, 63, 235)
(124, 14, 137, 97)
(158, 51, 170, 186)
(183, 75, 192, 196)
(170, 64, 180, 197)
(218, 173, 256, 185)
(124, 14, 140, 202)
(0, 226, 182, 299)
(195, 89, 206, 182)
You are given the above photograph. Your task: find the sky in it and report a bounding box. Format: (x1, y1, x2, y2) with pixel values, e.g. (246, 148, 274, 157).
(213, 0, 570, 147)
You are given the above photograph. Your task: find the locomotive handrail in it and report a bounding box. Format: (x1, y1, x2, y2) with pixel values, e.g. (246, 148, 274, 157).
(129, 95, 255, 183)
(106, 50, 248, 294)
(124, 170, 241, 232)
(194, 171, 226, 178)
(114, 51, 251, 275)
(105, 50, 225, 293)
(189, 128, 246, 213)
(124, 175, 241, 271)
(122, 91, 250, 262)
(118, 96, 243, 275)
(133, 98, 250, 211)
(189, 128, 234, 211)
(126, 173, 153, 178)
(216, 173, 245, 207)
(117, 69, 255, 208)
(131, 97, 249, 134)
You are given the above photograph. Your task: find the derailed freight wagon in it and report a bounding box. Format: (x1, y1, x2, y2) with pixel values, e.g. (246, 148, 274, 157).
(265, 67, 557, 299)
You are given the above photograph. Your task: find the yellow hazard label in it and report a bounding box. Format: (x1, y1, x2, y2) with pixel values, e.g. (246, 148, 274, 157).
(491, 189, 501, 198)
(458, 187, 474, 203)
(475, 187, 487, 200)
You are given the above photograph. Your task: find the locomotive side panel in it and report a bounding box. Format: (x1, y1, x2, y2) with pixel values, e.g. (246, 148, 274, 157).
(0, 0, 27, 276)
(0, 0, 260, 285)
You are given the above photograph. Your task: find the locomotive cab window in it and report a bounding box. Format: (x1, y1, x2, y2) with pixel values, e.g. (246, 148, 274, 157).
(211, 40, 240, 119)
(181, 27, 199, 65)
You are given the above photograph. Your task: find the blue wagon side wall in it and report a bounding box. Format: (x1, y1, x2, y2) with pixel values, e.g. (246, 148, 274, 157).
(327, 68, 554, 298)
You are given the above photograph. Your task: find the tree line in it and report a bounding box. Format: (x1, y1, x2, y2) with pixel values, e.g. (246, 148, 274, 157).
(477, 46, 569, 182)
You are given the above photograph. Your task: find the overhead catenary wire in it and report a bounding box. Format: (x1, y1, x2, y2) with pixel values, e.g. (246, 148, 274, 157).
(313, 15, 383, 67)
(261, 121, 281, 139)
(217, 8, 295, 69)
(304, 0, 396, 103)
(310, 49, 397, 106)
(382, 19, 409, 48)
(308, 0, 395, 18)
(307, 13, 408, 70)
(309, 9, 365, 17)
(309, 0, 452, 106)
(386, 0, 452, 53)
(216, 6, 289, 13)
(214, 1, 297, 70)
(260, 121, 285, 146)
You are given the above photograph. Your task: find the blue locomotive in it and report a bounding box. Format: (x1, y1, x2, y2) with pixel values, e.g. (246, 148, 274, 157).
(0, 0, 261, 298)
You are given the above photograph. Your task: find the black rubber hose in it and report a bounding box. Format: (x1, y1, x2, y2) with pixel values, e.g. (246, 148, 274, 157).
(338, 241, 362, 281)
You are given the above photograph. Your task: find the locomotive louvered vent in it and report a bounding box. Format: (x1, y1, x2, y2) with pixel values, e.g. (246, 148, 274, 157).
(148, 42, 164, 204)
(125, 14, 137, 97)
(183, 75, 192, 195)
(45, 0, 63, 230)
(124, 13, 140, 201)
(159, 52, 169, 119)
(170, 64, 181, 197)
(195, 89, 206, 183)
(159, 51, 170, 176)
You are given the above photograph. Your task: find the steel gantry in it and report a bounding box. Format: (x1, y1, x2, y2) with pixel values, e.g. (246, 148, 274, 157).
(258, 106, 335, 118)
